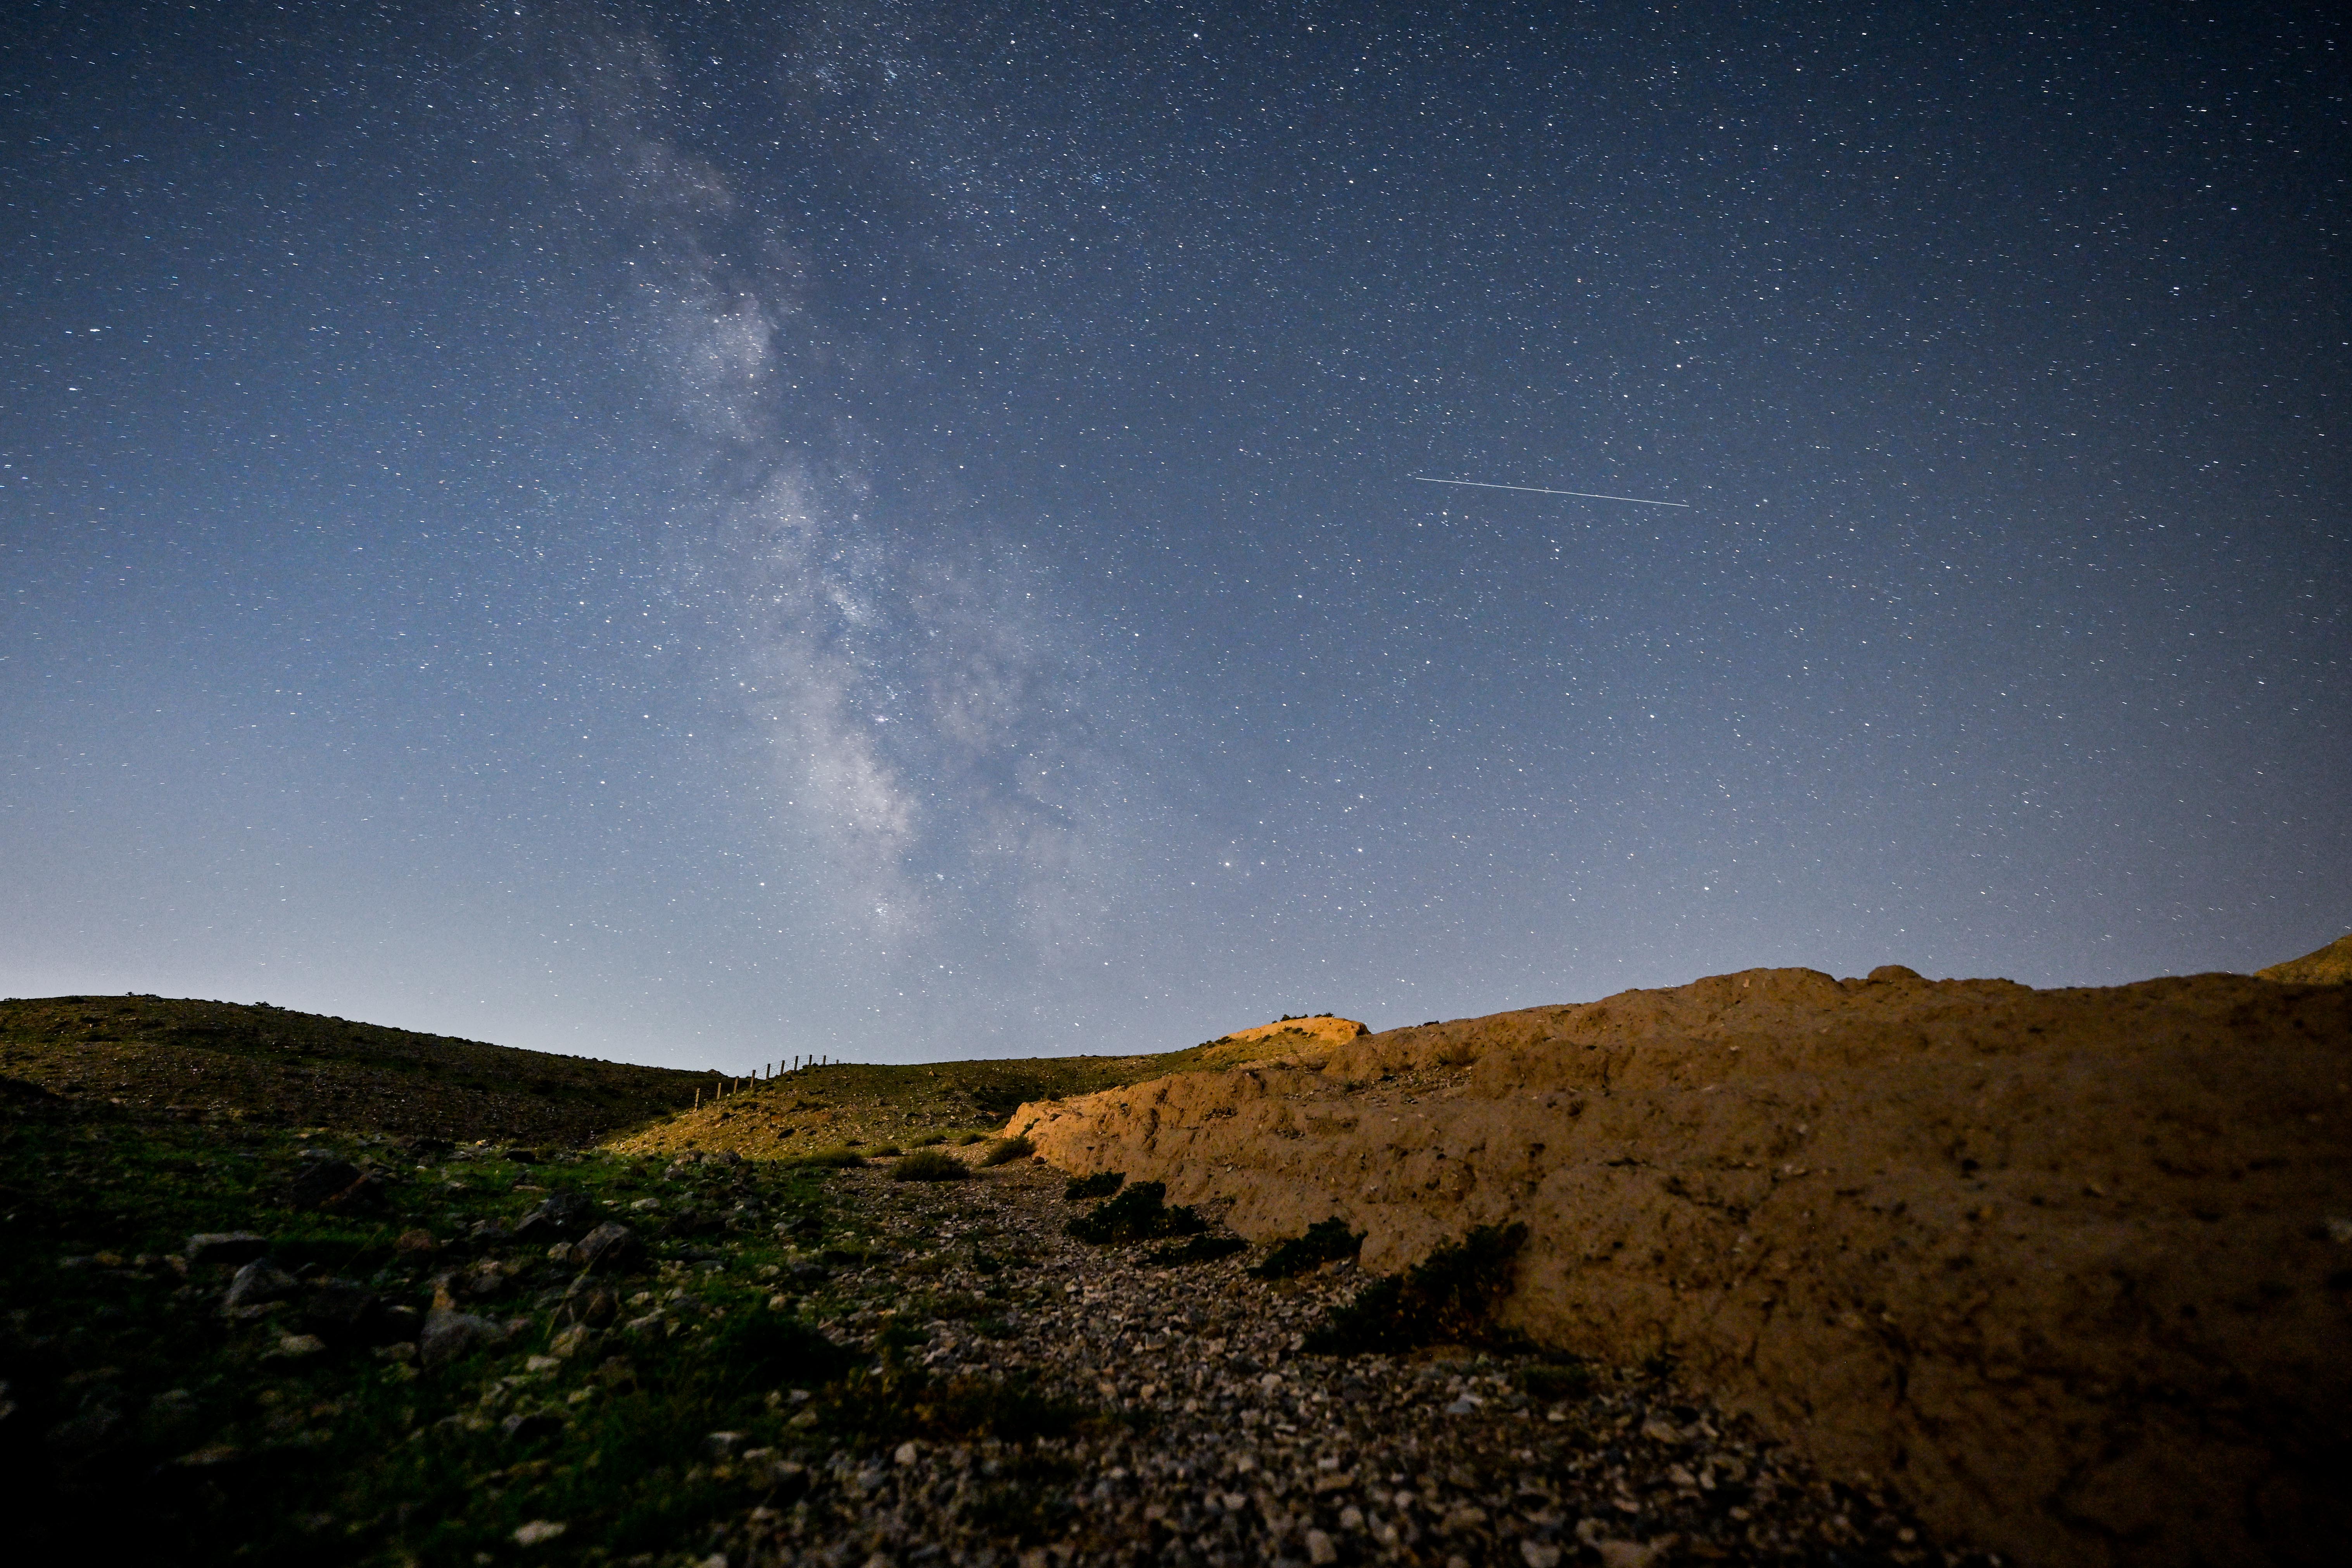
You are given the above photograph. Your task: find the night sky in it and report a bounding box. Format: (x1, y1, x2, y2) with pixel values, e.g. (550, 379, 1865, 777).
(5, 2, 2346, 1068)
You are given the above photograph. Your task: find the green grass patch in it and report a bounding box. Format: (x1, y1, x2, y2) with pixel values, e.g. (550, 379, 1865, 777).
(978, 1136, 1034, 1167)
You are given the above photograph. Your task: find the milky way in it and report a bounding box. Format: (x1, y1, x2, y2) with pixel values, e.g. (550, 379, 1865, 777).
(3, 3, 2345, 1064)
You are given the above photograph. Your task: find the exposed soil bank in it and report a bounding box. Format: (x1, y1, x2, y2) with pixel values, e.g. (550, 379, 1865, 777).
(1012, 967, 2352, 1568)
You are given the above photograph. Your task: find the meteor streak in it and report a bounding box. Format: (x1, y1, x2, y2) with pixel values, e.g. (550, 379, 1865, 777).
(1411, 476, 1689, 508)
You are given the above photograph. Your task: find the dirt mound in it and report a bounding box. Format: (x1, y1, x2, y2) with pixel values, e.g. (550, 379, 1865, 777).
(1162, 1014, 1372, 1071)
(1010, 966, 2352, 1568)
(2259, 931, 2352, 984)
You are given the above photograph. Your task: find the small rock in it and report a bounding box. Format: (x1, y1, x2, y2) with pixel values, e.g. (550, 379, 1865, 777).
(503, 1411, 567, 1442)
(393, 1229, 439, 1256)
(1304, 1528, 1338, 1565)
(299, 1281, 389, 1344)
(512, 1520, 566, 1546)
(515, 1190, 596, 1240)
(894, 1440, 920, 1466)
(173, 1444, 241, 1468)
(708, 1430, 749, 1460)
(1594, 1544, 1661, 1568)
(46, 1402, 123, 1456)
(184, 1232, 269, 1268)
(1521, 1541, 1563, 1568)
(574, 1222, 642, 1274)
(265, 1333, 327, 1360)
(418, 1307, 503, 1369)
(548, 1324, 599, 1359)
(222, 1261, 300, 1312)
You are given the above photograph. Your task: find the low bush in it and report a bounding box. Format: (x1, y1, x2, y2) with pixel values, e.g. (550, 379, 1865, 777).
(1250, 1216, 1364, 1278)
(891, 1149, 972, 1182)
(870, 1144, 904, 1157)
(979, 1136, 1034, 1167)
(786, 1146, 865, 1169)
(1063, 1171, 1124, 1201)
(1065, 1181, 1207, 1245)
(1302, 1222, 1528, 1356)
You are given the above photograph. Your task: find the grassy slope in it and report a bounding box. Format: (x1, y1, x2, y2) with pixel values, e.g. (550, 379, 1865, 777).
(0, 1080, 956, 1565)
(0, 995, 715, 1146)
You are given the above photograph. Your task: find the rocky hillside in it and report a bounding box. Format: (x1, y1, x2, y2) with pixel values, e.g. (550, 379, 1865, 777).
(0, 995, 715, 1145)
(1009, 964, 2352, 1568)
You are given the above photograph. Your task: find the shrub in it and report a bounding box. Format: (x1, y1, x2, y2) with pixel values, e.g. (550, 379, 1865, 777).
(911, 1133, 947, 1147)
(785, 1146, 865, 1170)
(891, 1149, 971, 1183)
(1250, 1217, 1364, 1279)
(1065, 1181, 1208, 1245)
(956, 1132, 986, 1146)
(1302, 1222, 1528, 1356)
(1063, 1171, 1124, 1201)
(870, 1144, 903, 1157)
(979, 1136, 1034, 1167)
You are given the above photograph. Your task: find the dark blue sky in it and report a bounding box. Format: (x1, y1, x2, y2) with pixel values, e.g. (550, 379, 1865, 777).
(5, 2, 2345, 1067)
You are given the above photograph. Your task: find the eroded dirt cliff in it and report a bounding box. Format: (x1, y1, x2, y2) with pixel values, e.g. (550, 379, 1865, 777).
(1010, 965, 2352, 1568)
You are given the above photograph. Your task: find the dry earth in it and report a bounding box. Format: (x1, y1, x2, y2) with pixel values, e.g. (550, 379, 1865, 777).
(1010, 964, 2352, 1568)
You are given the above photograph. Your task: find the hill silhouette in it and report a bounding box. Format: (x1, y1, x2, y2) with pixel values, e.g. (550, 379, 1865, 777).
(0, 994, 712, 1144)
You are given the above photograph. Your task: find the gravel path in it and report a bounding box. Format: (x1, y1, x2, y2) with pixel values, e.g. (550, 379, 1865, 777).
(702, 1160, 1993, 1568)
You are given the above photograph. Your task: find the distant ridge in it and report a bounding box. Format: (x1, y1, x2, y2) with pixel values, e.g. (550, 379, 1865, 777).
(2258, 930, 2352, 984)
(0, 994, 712, 1143)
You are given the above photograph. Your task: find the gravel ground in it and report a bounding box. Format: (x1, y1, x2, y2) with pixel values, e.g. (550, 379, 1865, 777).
(698, 1160, 1997, 1568)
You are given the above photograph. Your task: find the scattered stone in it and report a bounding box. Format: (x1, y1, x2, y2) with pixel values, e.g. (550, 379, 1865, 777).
(707, 1430, 749, 1460)
(573, 1222, 642, 1274)
(183, 1232, 269, 1268)
(392, 1228, 439, 1257)
(502, 1411, 566, 1443)
(265, 1333, 327, 1360)
(512, 1520, 566, 1546)
(515, 1190, 596, 1240)
(418, 1307, 503, 1369)
(221, 1261, 300, 1312)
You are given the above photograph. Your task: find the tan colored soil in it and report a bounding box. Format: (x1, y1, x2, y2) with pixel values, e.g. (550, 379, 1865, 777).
(2259, 931, 2352, 985)
(1010, 966, 2352, 1568)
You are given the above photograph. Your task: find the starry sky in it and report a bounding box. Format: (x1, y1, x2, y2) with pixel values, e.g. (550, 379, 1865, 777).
(4, 2, 2346, 1068)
